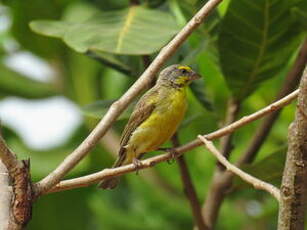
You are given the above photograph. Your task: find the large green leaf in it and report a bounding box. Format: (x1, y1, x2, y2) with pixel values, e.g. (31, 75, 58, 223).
(218, 0, 303, 100)
(64, 3, 142, 75)
(30, 6, 180, 55)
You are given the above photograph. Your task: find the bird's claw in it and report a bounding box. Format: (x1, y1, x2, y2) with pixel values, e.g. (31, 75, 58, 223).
(158, 148, 177, 164)
(133, 158, 143, 175)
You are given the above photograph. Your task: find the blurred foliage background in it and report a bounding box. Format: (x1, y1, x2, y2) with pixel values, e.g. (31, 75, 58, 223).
(0, 0, 306, 229)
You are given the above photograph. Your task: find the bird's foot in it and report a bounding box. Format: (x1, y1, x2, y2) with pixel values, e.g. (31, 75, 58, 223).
(133, 158, 143, 175)
(158, 147, 178, 164)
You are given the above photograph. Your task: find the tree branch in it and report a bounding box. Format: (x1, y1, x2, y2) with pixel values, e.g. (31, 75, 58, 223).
(44, 89, 298, 194)
(0, 135, 22, 174)
(198, 136, 281, 201)
(0, 134, 33, 229)
(172, 135, 208, 230)
(278, 67, 307, 230)
(201, 170, 232, 229)
(129, 0, 140, 5)
(0, 161, 12, 230)
(34, 0, 224, 196)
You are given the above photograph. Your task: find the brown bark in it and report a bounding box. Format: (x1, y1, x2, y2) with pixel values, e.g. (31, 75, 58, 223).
(0, 135, 33, 229)
(278, 67, 307, 229)
(0, 161, 12, 230)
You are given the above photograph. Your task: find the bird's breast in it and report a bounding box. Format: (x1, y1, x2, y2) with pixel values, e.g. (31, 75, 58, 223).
(128, 88, 187, 155)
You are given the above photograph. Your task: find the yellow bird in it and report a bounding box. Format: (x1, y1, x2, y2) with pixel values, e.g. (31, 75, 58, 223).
(99, 64, 200, 189)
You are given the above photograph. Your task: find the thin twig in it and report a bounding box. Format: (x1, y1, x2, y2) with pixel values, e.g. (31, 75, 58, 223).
(35, 0, 224, 196)
(198, 136, 281, 201)
(172, 135, 208, 230)
(201, 170, 232, 229)
(45, 90, 298, 194)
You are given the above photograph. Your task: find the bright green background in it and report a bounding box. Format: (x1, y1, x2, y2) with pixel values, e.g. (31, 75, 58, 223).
(0, 0, 306, 229)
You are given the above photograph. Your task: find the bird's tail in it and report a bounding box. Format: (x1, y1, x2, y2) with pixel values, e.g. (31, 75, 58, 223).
(98, 177, 120, 189)
(98, 148, 126, 189)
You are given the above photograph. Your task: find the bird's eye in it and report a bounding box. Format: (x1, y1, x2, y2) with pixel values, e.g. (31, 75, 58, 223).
(181, 69, 188, 74)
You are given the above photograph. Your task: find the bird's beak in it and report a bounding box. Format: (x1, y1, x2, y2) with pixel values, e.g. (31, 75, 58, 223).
(190, 72, 201, 81)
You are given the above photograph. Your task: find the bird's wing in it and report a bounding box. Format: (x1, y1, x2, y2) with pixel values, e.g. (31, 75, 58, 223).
(119, 88, 158, 150)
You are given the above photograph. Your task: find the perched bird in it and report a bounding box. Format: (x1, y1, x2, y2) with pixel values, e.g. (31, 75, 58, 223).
(99, 64, 200, 189)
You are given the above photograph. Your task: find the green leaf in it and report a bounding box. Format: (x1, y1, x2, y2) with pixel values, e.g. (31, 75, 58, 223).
(82, 99, 134, 119)
(29, 20, 71, 38)
(86, 50, 143, 76)
(190, 79, 213, 111)
(62, 2, 100, 22)
(291, 7, 307, 30)
(233, 148, 287, 189)
(218, 0, 303, 100)
(29, 2, 100, 39)
(0, 63, 57, 99)
(5, 0, 67, 59)
(30, 6, 180, 55)
(182, 40, 209, 66)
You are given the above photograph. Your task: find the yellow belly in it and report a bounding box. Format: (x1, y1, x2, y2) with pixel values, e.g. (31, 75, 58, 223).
(124, 88, 187, 163)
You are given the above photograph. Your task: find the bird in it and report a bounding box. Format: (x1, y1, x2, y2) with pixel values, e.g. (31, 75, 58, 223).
(98, 64, 201, 189)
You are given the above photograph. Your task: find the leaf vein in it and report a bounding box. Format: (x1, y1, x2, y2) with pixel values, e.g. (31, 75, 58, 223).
(238, 0, 270, 99)
(228, 9, 262, 34)
(116, 7, 137, 53)
(224, 30, 261, 48)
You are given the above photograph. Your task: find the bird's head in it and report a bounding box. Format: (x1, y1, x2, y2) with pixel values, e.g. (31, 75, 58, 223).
(157, 64, 201, 88)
